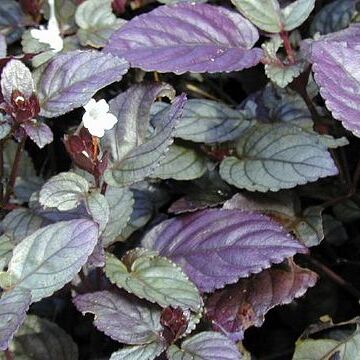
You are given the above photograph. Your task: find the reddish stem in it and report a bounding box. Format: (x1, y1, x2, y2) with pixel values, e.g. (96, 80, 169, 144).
(280, 30, 295, 64)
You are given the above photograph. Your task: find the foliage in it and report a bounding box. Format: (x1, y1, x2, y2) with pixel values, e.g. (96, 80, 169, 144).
(1, 0, 360, 359)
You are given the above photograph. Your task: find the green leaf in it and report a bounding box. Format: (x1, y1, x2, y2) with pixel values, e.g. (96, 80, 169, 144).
(293, 326, 360, 360)
(105, 249, 202, 311)
(110, 342, 166, 360)
(6, 219, 98, 302)
(282, 0, 315, 31)
(75, 0, 126, 48)
(151, 144, 207, 181)
(219, 123, 338, 192)
(102, 186, 134, 247)
(231, 0, 282, 33)
(85, 191, 110, 233)
(2, 315, 78, 360)
(55, 0, 78, 33)
(39, 172, 89, 211)
(265, 61, 305, 88)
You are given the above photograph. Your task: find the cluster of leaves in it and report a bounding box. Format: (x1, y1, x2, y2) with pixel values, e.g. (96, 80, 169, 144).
(1, 0, 360, 359)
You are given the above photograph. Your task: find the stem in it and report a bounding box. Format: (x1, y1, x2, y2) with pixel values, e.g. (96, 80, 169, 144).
(0, 139, 4, 207)
(100, 181, 107, 195)
(352, 157, 360, 190)
(280, 30, 295, 64)
(4, 350, 14, 360)
(3, 137, 26, 205)
(305, 255, 360, 301)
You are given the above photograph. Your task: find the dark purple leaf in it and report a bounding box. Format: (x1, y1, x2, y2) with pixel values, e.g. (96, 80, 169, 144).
(21, 120, 53, 149)
(310, 24, 360, 137)
(37, 51, 129, 118)
(0, 289, 31, 351)
(206, 260, 318, 341)
(142, 209, 307, 292)
(104, 3, 263, 74)
(73, 290, 163, 344)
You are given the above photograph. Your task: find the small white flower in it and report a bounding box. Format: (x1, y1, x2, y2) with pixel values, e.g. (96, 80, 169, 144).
(82, 99, 118, 138)
(30, 0, 63, 52)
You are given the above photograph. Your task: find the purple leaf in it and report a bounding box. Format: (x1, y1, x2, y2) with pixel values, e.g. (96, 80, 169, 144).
(21, 120, 53, 149)
(206, 260, 318, 341)
(142, 209, 307, 292)
(310, 24, 360, 137)
(73, 290, 163, 344)
(0, 289, 31, 351)
(37, 50, 129, 118)
(104, 3, 263, 74)
(167, 331, 241, 360)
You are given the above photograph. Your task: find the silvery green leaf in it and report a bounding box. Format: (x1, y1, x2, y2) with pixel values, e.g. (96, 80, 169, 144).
(265, 61, 305, 88)
(293, 206, 324, 247)
(103, 83, 175, 162)
(152, 99, 252, 143)
(1, 208, 49, 244)
(21, 29, 51, 55)
(0, 0, 24, 44)
(3, 140, 36, 179)
(231, 0, 282, 33)
(39, 172, 89, 211)
(1, 59, 34, 104)
(73, 290, 163, 344)
(293, 326, 360, 360)
(167, 332, 241, 360)
(0, 117, 11, 140)
(150, 144, 207, 181)
(0, 235, 13, 270)
(116, 188, 155, 242)
(102, 186, 134, 247)
(105, 250, 202, 311)
(105, 94, 186, 186)
(0, 289, 31, 351)
(310, 0, 354, 36)
(219, 123, 338, 192)
(281, 0, 315, 31)
(7, 219, 98, 302)
(37, 50, 129, 117)
(262, 34, 282, 59)
(3, 315, 78, 360)
(55, 0, 77, 32)
(110, 342, 166, 360)
(76, 0, 126, 48)
(0, 34, 6, 58)
(21, 121, 54, 149)
(85, 191, 110, 233)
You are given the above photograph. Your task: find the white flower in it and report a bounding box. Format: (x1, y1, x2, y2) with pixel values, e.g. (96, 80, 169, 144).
(82, 99, 118, 138)
(30, 0, 63, 52)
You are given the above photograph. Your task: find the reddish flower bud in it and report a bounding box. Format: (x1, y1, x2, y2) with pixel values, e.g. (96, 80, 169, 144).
(6, 90, 40, 123)
(112, 0, 127, 15)
(160, 307, 189, 344)
(20, 0, 43, 20)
